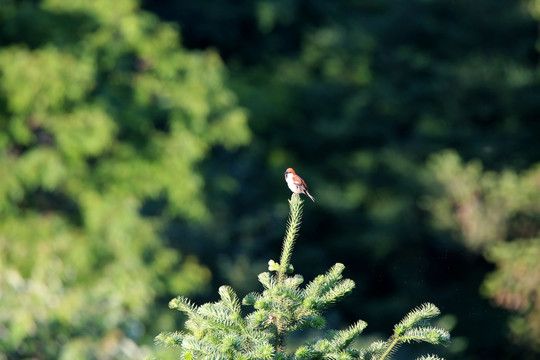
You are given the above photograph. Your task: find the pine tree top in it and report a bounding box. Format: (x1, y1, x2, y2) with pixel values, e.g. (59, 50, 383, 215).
(156, 195, 450, 360)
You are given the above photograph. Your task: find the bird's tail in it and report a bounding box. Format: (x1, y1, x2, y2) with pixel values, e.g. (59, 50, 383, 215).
(305, 190, 315, 202)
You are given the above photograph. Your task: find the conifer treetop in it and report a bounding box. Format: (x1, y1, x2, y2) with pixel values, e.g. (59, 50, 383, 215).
(156, 194, 451, 360)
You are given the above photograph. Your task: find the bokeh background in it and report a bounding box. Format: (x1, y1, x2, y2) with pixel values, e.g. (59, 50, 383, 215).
(1, 0, 540, 359)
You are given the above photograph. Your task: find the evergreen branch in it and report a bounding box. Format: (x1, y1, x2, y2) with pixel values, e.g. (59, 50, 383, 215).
(416, 354, 445, 360)
(182, 336, 228, 360)
(326, 350, 357, 360)
(244, 328, 274, 343)
(298, 320, 367, 360)
(249, 343, 274, 360)
(219, 285, 242, 314)
(272, 195, 304, 353)
(401, 327, 451, 345)
(277, 283, 304, 302)
(169, 296, 205, 333)
(259, 272, 277, 289)
(313, 339, 332, 355)
(393, 303, 440, 336)
(361, 341, 387, 360)
(303, 275, 326, 300)
(198, 303, 244, 332)
(242, 292, 262, 306)
(169, 296, 198, 315)
(184, 318, 203, 334)
(329, 320, 368, 350)
(286, 306, 323, 332)
(294, 314, 326, 331)
(284, 274, 305, 288)
(346, 349, 361, 359)
(303, 263, 346, 299)
(154, 331, 184, 348)
(374, 337, 400, 360)
(295, 344, 315, 359)
(371, 304, 450, 360)
(279, 195, 304, 283)
(245, 310, 268, 328)
(318, 279, 355, 308)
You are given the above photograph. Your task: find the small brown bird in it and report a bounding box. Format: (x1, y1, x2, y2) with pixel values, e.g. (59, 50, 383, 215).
(284, 168, 315, 202)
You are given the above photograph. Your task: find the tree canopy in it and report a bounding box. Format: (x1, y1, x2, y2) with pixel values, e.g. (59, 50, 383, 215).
(0, 0, 249, 358)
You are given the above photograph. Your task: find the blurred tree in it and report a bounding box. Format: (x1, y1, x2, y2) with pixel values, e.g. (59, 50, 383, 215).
(143, 0, 540, 359)
(0, 0, 249, 358)
(427, 151, 540, 352)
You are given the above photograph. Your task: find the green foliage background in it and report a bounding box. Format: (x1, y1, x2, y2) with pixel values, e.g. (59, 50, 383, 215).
(1, 0, 539, 359)
(0, 0, 249, 358)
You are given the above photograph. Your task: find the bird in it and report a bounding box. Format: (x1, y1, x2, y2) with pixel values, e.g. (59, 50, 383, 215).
(284, 168, 315, 202)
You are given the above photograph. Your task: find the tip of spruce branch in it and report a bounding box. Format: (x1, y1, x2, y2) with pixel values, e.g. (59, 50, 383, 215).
(417, 354, 445, 360)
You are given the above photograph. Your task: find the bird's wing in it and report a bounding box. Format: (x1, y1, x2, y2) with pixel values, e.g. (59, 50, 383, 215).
(292, 174, 307, 188)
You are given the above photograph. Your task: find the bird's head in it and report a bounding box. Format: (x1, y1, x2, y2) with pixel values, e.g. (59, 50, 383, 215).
(284, 168, 296, 177)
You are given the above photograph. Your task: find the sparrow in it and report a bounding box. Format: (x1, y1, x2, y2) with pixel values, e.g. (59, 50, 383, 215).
(284, 168, 315, 202)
